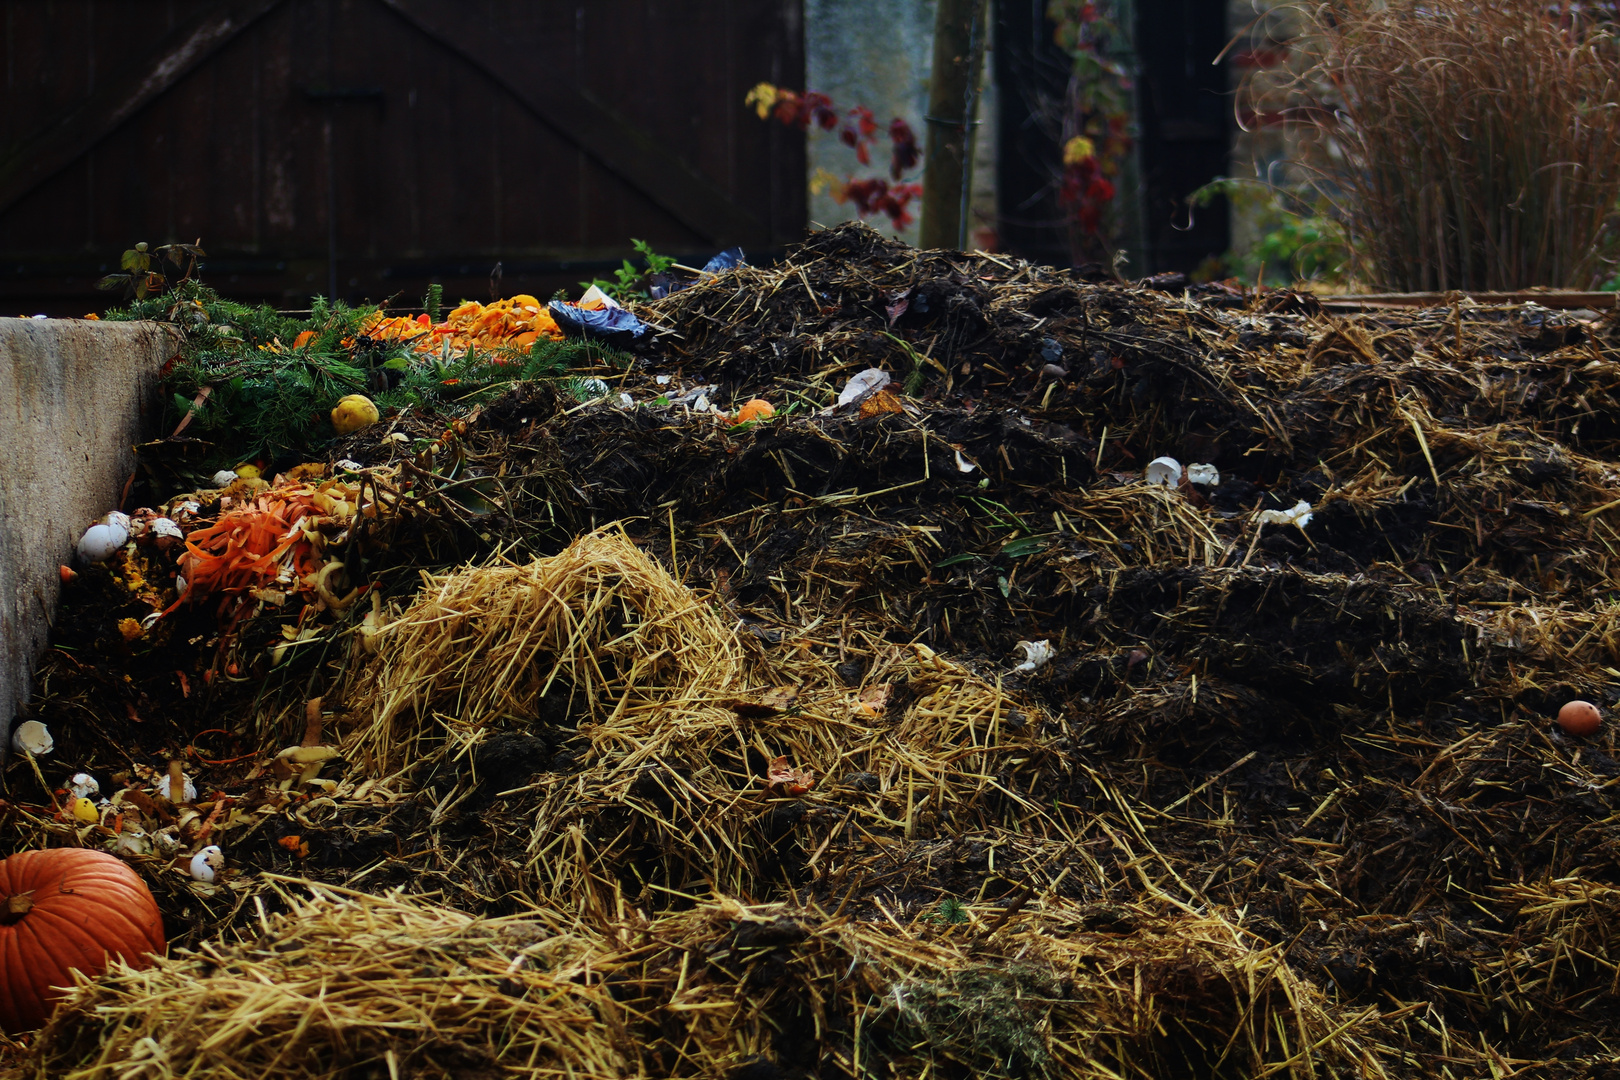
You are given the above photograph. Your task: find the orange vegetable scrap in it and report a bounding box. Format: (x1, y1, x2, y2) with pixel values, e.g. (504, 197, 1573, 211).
(357, 294, 563, 361)
(173, 475, 369, 614)
(734, 398, 776, 424)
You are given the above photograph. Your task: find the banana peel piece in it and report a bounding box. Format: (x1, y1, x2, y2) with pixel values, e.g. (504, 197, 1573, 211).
(274, 744, 341, 789)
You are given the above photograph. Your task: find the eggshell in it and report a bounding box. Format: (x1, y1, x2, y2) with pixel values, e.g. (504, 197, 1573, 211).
(156, 774, 198, 803)
(189, 845, 224, 882)
(1145, 456, 1182, 488)
(77, 523, 125, 563)
(1557, 699, 1602, 737)
(10, 720, 53, 756)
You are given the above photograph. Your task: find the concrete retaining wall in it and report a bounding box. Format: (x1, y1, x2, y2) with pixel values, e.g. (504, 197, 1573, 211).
(0, 318, 177, 752)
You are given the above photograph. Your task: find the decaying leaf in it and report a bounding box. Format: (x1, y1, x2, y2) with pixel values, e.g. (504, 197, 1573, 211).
(853, 682, 892, 719)
(764, 755, 815, 797)
(860, 389, 905, 418)
(730, 685, 800, 718)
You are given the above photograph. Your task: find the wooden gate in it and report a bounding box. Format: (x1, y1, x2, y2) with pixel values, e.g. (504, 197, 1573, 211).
(0, 0, 806, 314)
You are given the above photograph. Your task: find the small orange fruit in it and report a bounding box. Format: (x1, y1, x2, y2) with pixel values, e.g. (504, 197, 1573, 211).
(1557, 699, 1602, 736)
(735, 398, 776, 424)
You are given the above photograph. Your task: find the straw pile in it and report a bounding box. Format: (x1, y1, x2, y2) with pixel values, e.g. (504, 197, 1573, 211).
(25, 881, 628, 1080)
(348, 526, 743, 774)
(611, 895, 1372, 1080)
(24, 881, 1371, 1080)
(343, 526, 1071, 912)
(520, 635, 1069, 908)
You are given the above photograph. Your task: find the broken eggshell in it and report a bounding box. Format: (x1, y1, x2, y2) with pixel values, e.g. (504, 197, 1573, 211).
(1257, 500, 1315, 530)
(77, 521, 128, 563)
(67, 772, 100, 800)
(1145, 457, 1182, 488)
(148, 516, 184, 553)
(1012, 639, 1054, 674)
(189, 845, 224, 883)
(1187, 463, 1221, 486)
(155, 773, 198, 803)
(10, 720, 53, 756)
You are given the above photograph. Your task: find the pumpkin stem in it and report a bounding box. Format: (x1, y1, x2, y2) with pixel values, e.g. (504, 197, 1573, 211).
(0, 893, 34, 924)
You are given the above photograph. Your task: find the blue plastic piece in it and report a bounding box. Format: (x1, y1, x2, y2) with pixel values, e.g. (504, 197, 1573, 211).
(702, 247, 747, 274)
(549, 300, 649, 344)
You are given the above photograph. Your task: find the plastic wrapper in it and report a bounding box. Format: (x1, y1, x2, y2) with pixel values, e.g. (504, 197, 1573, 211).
(549, 299, 648, 344)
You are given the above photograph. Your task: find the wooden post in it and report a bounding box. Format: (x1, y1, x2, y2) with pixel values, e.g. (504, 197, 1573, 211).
(919, 0, 990, 251)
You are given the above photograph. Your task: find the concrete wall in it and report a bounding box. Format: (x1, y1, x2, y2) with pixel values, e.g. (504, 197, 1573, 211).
(0, 319, 176, 750)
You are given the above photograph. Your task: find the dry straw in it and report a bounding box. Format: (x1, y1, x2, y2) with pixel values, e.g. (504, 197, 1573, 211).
(341, 526, 1073, 911)
(24, 882, 1375, 1080)
(25, 880, 629, 1080)
(521, 638, 1070, 908)
(348, 525, 743, 774)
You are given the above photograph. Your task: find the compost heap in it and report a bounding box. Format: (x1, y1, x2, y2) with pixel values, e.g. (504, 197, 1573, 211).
(9, 222, 1620, 1079)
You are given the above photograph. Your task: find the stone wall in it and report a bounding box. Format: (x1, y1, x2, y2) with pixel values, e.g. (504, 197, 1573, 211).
(0, 319, 176, 754)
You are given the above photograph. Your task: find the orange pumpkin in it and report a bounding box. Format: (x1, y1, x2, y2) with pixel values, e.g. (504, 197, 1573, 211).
(0, 849, 165, 1033)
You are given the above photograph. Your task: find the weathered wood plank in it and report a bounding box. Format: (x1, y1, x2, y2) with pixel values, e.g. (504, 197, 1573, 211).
(0, 0, 288, 217)
(377, 0, 766, 245)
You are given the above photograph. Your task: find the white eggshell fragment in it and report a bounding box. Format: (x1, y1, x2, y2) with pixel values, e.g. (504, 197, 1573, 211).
(1012, 639, 1054, 674)
(189, 845, 224, 882)
(211, 470, 239, 488)
(1257, 500, 1315, 530)
(156, 774, 198, 802)
(1187, 463, 1221, 486)
(1145, 457, 1182, 488)
(68, 772, 100, 800)
(10, 720, 53, 756)
(77, 523, 126, 563)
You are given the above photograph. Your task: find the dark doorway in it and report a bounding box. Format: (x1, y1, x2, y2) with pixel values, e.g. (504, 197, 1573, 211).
(993, 0, 1072, 269)
(1134, 0, 1230, 274)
